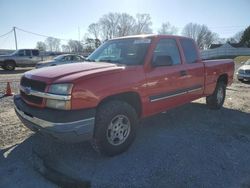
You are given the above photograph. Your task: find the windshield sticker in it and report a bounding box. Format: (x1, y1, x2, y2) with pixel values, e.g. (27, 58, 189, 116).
(134, 39, 151, 44)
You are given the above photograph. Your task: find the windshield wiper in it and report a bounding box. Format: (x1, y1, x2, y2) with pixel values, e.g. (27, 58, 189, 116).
(98, 59, 120, 63)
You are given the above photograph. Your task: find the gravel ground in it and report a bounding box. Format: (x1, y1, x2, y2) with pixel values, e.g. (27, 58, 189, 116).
(0, 64, 250, 188)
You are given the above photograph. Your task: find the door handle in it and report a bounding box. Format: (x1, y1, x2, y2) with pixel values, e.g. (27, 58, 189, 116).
(180, 70, 187, 76)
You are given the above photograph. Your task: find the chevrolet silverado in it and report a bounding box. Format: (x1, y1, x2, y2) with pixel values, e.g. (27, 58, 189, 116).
(14, 35, 234, 156)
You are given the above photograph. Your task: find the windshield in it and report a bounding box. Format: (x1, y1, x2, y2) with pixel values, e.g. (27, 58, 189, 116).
(11, 50, 19, 55)
(87, 38, 151, 65)
(54, 55, 67, 60)
(245, 60, 250, 65)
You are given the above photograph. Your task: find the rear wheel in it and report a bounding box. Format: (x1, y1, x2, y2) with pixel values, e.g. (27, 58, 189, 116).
(92, 100, 138, 156)
(206, 81, 226, 109)
(4, 61, 16, 71)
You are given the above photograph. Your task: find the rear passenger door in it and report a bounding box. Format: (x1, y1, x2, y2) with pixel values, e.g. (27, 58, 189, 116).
(31, 50, 40, 65)
(145, 38, 189, 114)
(179, 38, 204, 99)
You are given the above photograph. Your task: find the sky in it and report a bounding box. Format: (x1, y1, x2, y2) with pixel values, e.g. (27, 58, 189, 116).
(0, 0, 249, 49)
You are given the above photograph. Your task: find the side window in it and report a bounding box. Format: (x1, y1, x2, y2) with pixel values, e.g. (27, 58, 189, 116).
(153, 39, 181, 65)
(18, 50, 25, 56)
(73, 56, 81, 61)
(32, 50, 39, 56)
(25, 50, 31, 56)
(180, 39, 198, 64)
(64, 56, 71, 61)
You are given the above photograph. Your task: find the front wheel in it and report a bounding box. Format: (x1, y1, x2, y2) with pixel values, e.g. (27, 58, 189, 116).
(92, 100, 138, 156)
(206, 82, 226, 109)
(4, 61, 16, 71)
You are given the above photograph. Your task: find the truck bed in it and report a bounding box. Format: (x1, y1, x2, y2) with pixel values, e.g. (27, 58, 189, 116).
(203, 59, 234, 95)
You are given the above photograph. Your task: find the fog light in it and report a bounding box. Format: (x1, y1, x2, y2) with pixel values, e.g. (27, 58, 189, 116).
(46, 99, 71, 110)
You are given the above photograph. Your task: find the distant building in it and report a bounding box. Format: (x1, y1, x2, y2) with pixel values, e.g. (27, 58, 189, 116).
(201, 43, 250, 59)
(209, 43, 247, 49)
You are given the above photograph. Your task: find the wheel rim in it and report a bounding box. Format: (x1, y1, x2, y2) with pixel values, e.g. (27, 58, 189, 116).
(6, 64, 13, 70)
(217, 86, 224, 104)
(106, 114, 131, 146)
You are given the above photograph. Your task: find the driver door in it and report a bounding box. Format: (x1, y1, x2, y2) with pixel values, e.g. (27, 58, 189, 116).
(145, 38, 188, 115)
(17, 50, 33, 66)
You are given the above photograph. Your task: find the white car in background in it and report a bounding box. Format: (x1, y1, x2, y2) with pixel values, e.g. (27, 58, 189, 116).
(237, 59, 250, 82)
(36, 54, 85, 68)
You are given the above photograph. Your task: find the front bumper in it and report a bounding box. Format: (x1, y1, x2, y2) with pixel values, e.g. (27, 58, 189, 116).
(237, 73, 250, 81)
(14, 95, 96, 143)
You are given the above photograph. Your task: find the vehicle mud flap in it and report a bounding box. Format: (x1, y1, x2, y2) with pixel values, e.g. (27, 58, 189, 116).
(32, 149, 91, 188)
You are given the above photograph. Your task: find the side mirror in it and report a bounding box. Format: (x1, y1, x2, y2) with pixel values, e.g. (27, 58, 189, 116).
(152, 55, 173, 67)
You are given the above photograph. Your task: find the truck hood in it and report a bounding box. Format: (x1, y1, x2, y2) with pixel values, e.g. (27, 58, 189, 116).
(0, 54, 11, 59)
(239, 65, 250, 70)
(37, 60, 56, 64)
(25, 62, 125, 84)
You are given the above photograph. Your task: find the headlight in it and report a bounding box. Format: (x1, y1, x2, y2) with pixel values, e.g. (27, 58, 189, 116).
(238, 69, 245, 74)
(46, 83, 73, 110)
(46, 99, 71, 110)
(48, 83, 73, 95)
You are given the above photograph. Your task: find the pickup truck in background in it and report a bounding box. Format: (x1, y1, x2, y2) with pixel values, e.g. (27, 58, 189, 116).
(14, 35, 234, 156)
(0, 49, 42, 70)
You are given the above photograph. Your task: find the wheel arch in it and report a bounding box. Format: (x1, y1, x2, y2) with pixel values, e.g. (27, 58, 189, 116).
(4, 59, 17, 66)
(97, 91, 142, 118)
(217, 74, 228, 85)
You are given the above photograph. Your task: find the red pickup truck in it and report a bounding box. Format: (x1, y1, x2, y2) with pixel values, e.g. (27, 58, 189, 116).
(14, 35, 234, 156)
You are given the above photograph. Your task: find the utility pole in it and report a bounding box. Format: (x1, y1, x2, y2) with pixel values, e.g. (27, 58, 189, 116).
(78, 26, 81, 54)
(78, 26, 80, 42)
(13, 26, 18, 50)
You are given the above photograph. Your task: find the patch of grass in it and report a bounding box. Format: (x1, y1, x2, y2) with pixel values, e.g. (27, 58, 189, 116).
(234, 56, 250, 64)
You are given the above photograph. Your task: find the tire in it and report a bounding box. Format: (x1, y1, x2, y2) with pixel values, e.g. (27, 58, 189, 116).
(4, 61, 16, 71)
(206, 81, 226, 109)
(1, 65, 6, 70)
(238, 78, 243, 82)
(92, 100, 138, 156)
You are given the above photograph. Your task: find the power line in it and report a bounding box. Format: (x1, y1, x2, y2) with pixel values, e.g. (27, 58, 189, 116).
(15, 27, 74, 41)
(0, 29, 13, 38)
(0, 31, 13, 48)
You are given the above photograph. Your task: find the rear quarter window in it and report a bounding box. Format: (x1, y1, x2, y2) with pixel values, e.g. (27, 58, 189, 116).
(180, 39, 198, 64)
(32, 50, 39, 56)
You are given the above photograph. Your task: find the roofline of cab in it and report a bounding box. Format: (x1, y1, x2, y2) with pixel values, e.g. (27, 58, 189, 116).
(109, 34, 193, 41)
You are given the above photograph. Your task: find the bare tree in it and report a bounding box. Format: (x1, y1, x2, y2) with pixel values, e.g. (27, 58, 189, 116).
(117, 13, 136, 37)
(36, 41, 46, 51)
(232, 30, 244, 43)
(182, 23, 217, 49)
(61, 44, 70, 52)
(158, 22, 178, 35)
(68, 40, 84, 52)
(83, 38, 96, 53)
(99, 12, 120, 40)
(45, 37, 61, 52)
(88, 23, 100, 40)
(133, 13, 152, 34)
(87, 12, 153, 42)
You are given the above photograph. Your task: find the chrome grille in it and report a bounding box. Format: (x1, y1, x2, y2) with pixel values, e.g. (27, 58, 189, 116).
(20, 76, 46, 105)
